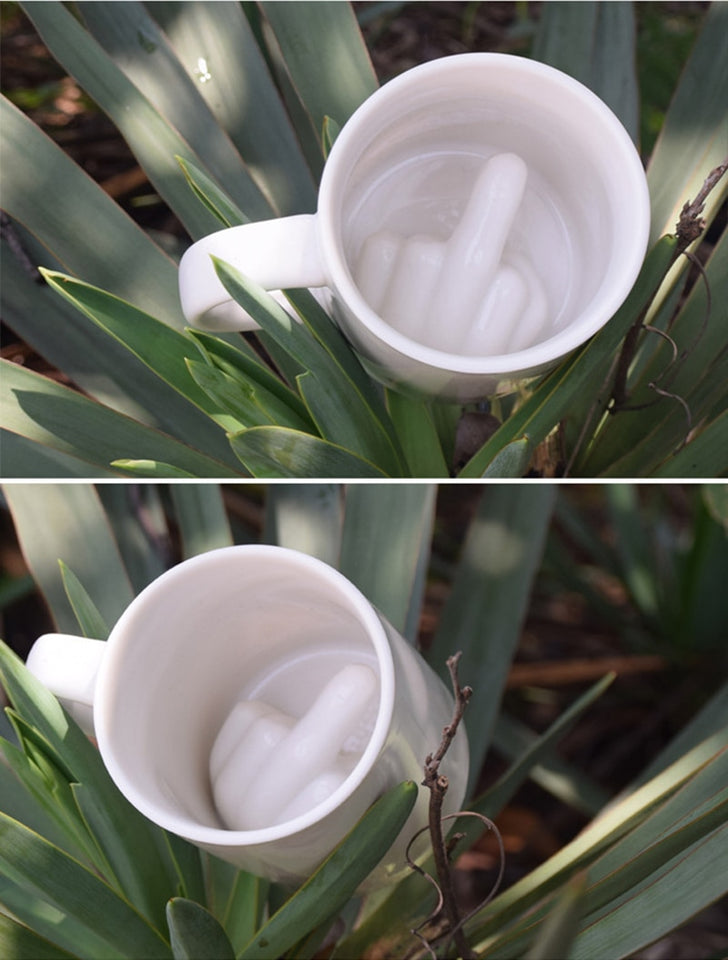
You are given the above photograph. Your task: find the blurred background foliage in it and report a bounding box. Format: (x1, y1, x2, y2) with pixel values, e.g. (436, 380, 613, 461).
(1, 482, 727, 957)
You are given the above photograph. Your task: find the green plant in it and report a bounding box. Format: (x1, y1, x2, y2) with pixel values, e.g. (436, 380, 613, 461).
(544, 483, 728, 653)
(1, 482, 727, 958)
(1, 2, 726, 478)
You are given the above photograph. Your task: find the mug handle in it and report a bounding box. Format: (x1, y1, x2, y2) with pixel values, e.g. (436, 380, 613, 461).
(178, 214, 327, 331)
(26, 634, 106, 736)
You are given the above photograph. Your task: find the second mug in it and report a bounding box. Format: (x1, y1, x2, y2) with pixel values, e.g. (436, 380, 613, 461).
(25, 544, 469, 886)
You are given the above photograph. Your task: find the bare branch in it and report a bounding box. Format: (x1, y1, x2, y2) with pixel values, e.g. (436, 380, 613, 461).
(610, 158, 725, 416)
(421, 653, 474, 959)
(424, 654, 473, 776)
(406, 812, 505, 959)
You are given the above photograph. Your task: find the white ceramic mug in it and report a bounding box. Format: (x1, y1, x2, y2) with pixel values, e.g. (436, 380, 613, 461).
(25, 545, 468, 886)
(178, 53, 650, 401)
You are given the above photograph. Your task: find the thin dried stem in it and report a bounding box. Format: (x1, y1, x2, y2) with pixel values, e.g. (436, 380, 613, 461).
(421, 653, 474, 959)
(647, 383, 693, 450)
(610, 158, 726, 415)
(405, 812, 505, 960)
(439, 812, 505, 957)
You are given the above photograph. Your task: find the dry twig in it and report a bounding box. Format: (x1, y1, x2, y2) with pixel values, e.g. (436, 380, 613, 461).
(405, 653, 503, 959)
(609, 158, 727, 418)
(422, 653, 474, 958)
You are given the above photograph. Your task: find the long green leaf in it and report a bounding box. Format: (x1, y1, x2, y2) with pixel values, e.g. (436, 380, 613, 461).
(654, 409, 728, 480)
(524, 875, 586, 960)
(0, 875, 101, 959)
(0, 96, 180, 327)
(188, 330, 315, 429)
(211, 259, 405, 473)
(0, 913, 78, 960)
(0, 736, 91, 862)
(646, 1, 728, 246)
(237, 781, 418, 960)
(166, 898, 235, 960)
(110, 459, 197, 478)
(95, 485, 170, 595)
(1, 727, 89, 863)
(150, 1, 316, 215)
(263, 484, 343, 566)
(77, 1, 273, 220)
(467, 727, 728, 948)
(571, 821, 728, 959)
(3, 484, 133, 634)
(186, 360, 276, 428)
(428, 485, 556, 788)
(200, 856, 270, 953)
(297, 370, 400, 475)
(169, 484, 234, 558)
(605, 485, 660, 618)
(229, 426, 388, 478)
(70, 780, 182, 927)
(40, 271, 241, 433)
(259, 1, 378, 141)
(531, 1, 638, 142)
(176, 155, 247, 228)
(1, 231, 244, 469)
(644, 231, 727, 406)
(285, 289, 395, 427)
(385, 391, 450, 477)
(0, 641, 180, 932)
(587, 739, 728, 891)
(203, 858, 268, 954)
(339, 484, 435, 639)
(0, 812, 172, 959)
(20, 2, 255, 237)
(255, 328, 307, 391)
(481, 437, 532, 478)
(474, 746, 728, 959)
(630, 2, 728, 365)
(1, 359, 242, 478)
(0, 431, 117, 480)
(188, 356, 315, 433)
(58, 562, 110, 641)
(161, 832, 207, 909)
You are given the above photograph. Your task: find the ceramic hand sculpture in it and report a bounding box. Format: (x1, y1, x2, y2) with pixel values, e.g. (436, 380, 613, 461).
(354, 152, 548, 356)
(210, 664, 378, 830)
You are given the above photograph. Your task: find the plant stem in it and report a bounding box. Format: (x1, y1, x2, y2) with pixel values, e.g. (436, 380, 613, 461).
(423, 653, 474, 959)
(610, 157, 727, 413)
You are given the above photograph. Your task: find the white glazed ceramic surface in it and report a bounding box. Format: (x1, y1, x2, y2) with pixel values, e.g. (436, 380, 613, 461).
(25, 545, 468, 886)
(178, 53, 649, 401)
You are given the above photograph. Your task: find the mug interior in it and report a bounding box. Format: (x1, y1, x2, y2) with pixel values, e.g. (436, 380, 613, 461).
(320, 53, 649, 371)
(94, 547, 391, 841)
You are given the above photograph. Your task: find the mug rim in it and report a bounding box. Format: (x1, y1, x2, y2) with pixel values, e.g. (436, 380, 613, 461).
(94, 544, 398, 845)
(317, 51, 651, 375)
